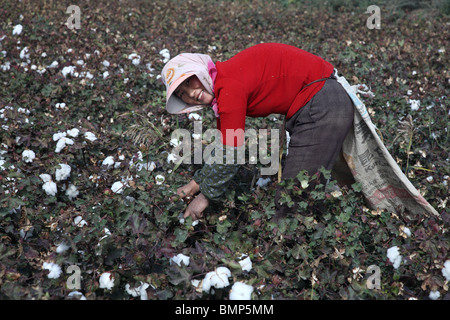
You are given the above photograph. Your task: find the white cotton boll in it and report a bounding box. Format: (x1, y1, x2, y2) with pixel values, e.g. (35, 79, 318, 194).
(47, 60, 58, 68)
(128, 53, 141, 65)
(111, 181, 124, 194)
(39, 173, 52, 183)
(239, 256, 252, 272)
(155, 174, 165, 185)
(442, 260, 450, 281)
(42, 262, 62, 279)
(84, 131, 97, 141)
(43, 181, 57, 196)
(99, 272, 115, 290)
(159, 49, 170, 63)
(13, 24, 23, 35)
(67, 291, 87, 300)
(56, 242, 70, 253)
(409, 99, 420, 111)
(167, 153, 177, 163)
(125, 282, 149, 300)
(102, 71, 109, 79)
(387, 246, 402, 269)
(55, 164, 71, 181)
(66, 128, 79, 137)
(229, 282, 254, 300)
(102, 60, 110, 67)
(403, 226, 411, 237)
(188, 113, 202, 121)
(102, 156, 115, 167)
(53, 131, 67, 141)
(74, 216, 88, 227)
(61, 66, 76, 78)
(170, 138, 181, 147)
(55, 137, 74, 153)
(170, 254, 190, 267)
(202, 267, 231, 292)
(21, 149, 35, 163)
(19, 47, 29, 59)
(429, 291, 440, 300)
(66, 184, 79, 200)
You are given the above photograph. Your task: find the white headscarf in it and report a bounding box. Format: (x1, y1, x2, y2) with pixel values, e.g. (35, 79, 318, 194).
(161, 53, 218, 116)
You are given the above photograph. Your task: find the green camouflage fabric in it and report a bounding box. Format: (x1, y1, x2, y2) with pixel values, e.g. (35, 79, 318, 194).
(193, 146, 241, 201)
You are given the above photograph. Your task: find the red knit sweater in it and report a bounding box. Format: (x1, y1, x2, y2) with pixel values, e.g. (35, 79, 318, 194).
(214, 43, 334, 146)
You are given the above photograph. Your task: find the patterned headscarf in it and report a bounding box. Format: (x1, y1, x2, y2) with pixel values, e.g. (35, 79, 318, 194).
(161, 53, 219, 117)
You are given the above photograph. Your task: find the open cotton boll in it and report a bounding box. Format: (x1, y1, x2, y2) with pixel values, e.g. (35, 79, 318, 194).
(170, 138, 181, 147)
(39, 174, 57, 196)
(387, 246, 402, 269)
(170, 254, 190, 267)
(167, 153, 177, 163)
(442, 260, 450, 281)
(66, 184, 79, 200)
(53, 131, 67, 141)
(13, 24, 23, 35)
(56, 242, 70, 253)
(21, 149, 35, 163)
(111, 181, 124, 193)
(84, 131, 97, 141)
(55, 164, 71, 181)
(188, 113, 202, 121)
(55, 136, 74, 153)
(229, 282, 253, 300)
(125, 282, 150, 300)
(429, 291, 440, 300)
(102, 156, 115, 167)
(239, 256, 252, 272)
(39, 173, 52, 183)
(99, 272, 115, 290)
(67, 291, 87, 300)
(42, 262, 62, 279)
(409, 99, 420, 111)
(74, 216, 88, 227)
(66, 128, 79, 137)
(202, 267, 231, 293)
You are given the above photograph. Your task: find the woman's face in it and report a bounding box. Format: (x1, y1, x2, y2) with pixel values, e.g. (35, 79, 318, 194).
(174, 75, 214, 105)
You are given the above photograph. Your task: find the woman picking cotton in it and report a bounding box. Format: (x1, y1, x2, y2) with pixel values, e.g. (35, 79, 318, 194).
(161, 43, 356, 221)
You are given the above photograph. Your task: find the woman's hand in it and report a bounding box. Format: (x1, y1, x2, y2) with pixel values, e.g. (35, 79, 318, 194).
(176, 180, 200, 200)
(183, 193, 209, 220)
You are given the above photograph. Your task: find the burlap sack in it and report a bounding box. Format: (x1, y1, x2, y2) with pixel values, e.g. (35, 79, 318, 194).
(334, 71, 439, 217)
